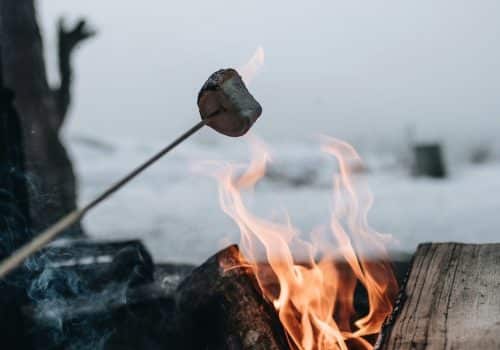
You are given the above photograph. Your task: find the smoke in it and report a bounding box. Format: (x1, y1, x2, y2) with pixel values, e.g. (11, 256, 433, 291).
(0, 147, 157, 349)
(25, 251, 104, 349)
(22, 240, 153, 349)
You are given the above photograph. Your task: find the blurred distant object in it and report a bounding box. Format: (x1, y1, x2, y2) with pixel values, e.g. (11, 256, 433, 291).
(56, 18, 96, 122)
(264, 152, 370, 189)
(266, 162, 319, 188)
(72, 134, 115, 154)
(412, 143, 447, 178)
(468, 143, 494, 165)
(0, 0, 95, 237)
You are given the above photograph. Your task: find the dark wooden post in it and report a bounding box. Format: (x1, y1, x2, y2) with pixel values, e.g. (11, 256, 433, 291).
(412, 143, 447, 178)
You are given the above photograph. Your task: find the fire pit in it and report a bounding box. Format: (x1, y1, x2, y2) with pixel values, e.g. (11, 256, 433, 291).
(18, 135, 406, 350)
(20, 242, 409, 350)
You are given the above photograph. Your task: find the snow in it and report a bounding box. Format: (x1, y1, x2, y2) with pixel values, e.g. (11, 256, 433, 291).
(69, 133, 500, 264)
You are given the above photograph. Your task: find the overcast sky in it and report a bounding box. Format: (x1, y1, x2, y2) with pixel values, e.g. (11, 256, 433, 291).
(39, 0, 500, 152)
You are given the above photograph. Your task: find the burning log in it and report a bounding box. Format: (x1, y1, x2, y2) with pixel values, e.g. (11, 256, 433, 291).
(376, 243, 500, 350)
(175, 245, 290, 350)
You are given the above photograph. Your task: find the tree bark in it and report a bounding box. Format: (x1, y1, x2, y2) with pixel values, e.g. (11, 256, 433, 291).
(376, 243, 500, 350)
(0, 0, 94, 236)
(0, 50, 32, 257)
(0, 75, 32, 259)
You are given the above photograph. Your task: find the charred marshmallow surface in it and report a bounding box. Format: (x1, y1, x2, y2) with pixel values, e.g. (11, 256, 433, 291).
(198, 69, 262, 137)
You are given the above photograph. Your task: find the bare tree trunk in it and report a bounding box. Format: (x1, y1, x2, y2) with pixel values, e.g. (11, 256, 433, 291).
(0, 44, 32, 350)
(0, 0, 94, 237)
(0, 51, 32, 257)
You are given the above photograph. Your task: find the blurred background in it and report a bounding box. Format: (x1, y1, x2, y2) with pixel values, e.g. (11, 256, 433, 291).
(35, 0, 500, 263)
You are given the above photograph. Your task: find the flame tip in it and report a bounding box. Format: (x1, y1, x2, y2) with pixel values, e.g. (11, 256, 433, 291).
(239, 46, 266, 85)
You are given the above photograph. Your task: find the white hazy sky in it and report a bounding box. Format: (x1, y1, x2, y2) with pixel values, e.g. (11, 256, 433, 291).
(39, 0, 500, 153)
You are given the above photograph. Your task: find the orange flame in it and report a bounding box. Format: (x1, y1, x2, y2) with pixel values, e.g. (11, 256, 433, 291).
(238, 46, 265, 85)
(208, 136, 398, 350)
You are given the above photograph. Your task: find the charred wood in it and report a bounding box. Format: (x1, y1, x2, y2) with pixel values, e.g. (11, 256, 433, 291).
(28, 240, 155, 298)
(25, 260, 193, 350)
(26, 275, 179, 350)
(176, 245, 290, 350)
(19, 241, 411, 350)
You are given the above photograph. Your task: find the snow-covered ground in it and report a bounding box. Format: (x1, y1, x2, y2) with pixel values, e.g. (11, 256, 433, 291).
(69, 133, 500, 264)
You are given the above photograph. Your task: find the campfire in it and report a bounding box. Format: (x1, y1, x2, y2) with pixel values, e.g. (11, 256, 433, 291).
(194, 51, 398, 349)
(190, 135, 399, 350)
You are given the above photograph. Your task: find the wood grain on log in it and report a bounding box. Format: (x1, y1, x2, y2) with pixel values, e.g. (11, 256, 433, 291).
(377, 243, 500, 350)
(175, 245, 290, 350)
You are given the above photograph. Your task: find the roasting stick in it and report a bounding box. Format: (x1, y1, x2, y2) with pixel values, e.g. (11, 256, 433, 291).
(0, 68, 262, 279)
(0, 118, 210, 279)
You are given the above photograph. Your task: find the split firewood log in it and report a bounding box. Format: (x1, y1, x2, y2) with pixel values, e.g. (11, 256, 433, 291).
(175, 245, 290, 350)
(376, 243, 500, 350)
